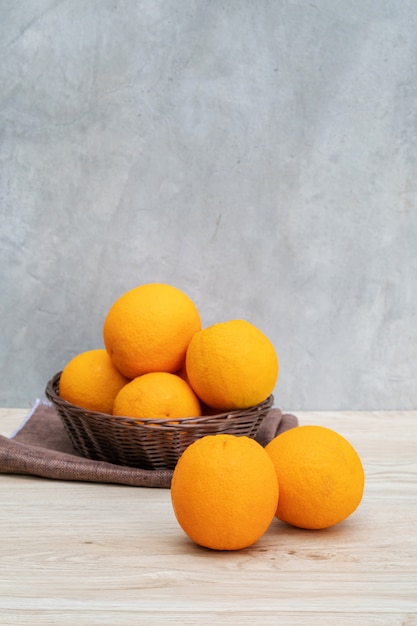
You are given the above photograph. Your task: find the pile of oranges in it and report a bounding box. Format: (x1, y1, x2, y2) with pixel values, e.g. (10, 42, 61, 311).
(57, 281, 365, 551)
(59, 282, 279, 419)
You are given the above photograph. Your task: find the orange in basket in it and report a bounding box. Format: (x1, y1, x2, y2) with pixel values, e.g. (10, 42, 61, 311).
(59, 349, 129, 414)
(186, 319, 279, 411)
(103, 283, 201, 378)
(113, 372, 202, 420)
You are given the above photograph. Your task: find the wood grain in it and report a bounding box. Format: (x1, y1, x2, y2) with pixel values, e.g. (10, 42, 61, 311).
(1, 408, 417, 625)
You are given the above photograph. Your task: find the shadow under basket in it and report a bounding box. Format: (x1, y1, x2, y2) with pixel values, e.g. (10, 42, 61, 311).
(45, 372, 274, 470)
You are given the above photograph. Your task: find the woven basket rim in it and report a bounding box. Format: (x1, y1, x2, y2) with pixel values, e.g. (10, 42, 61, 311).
(45, 371, 274, 430)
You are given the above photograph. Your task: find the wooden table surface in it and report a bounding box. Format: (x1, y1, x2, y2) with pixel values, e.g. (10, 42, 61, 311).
(1, 408, 416, 625)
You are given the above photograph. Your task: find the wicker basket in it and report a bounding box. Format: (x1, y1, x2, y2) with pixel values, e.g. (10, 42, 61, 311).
(45, 372, 273, 470)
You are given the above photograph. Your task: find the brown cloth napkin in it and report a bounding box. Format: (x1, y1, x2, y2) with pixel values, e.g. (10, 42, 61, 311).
(0, 401, 298, 488)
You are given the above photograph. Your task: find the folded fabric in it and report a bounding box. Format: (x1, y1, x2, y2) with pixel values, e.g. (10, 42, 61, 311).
(0, 400, 298, 488)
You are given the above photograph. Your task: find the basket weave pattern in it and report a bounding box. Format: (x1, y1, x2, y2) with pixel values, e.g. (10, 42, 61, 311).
(45, 372, 273, 470)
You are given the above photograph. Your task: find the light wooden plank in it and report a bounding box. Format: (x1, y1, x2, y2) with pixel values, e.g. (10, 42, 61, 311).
(0, 407, 29, 436)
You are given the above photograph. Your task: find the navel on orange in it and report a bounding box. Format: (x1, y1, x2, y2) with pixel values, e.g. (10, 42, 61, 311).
(59, 349, 129, 414)
(265, 425, 365, 530)
(185, 319, 278, 411)
(171, 434, 279, 550)
(103, 283, 201, 378)
(113, 372, 202, 420)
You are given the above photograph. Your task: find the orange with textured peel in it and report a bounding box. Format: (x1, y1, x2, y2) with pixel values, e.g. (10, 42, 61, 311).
(185, 319, 278, 410)
(59, 349, 129, 414)
(171, 434, 279, 550)
(103, 283, 201, 378)
(266, 425, 365, 529)
(113, 372, 201, 420)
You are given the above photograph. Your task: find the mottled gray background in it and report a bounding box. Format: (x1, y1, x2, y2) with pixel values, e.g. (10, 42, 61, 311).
(1, 0, 416, 410)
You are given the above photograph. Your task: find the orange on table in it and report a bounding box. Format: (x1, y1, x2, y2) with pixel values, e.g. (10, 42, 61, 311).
(265, 425, 365, 530)
(112, 372, 202, 420)
(103, 283, 201, 379)
(59, 349, 129, 414)
(185, 319, 278, 411)
(170, 434, 279, 550)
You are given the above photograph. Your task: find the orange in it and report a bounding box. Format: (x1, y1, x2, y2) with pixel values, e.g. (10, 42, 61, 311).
(113, 372, 202, 420)
(170, 434, 279, 550)
(59, 349, 129, 414)
(265, 425, 365, 530)
(185, 319, 278, 411)
(103, 283, 201, 378)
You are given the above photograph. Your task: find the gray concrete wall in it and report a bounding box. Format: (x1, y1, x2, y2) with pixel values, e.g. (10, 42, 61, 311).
(1, 0, 416, 410)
